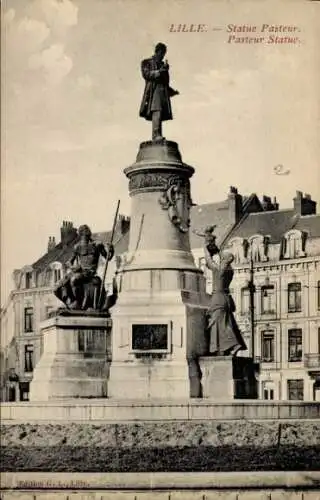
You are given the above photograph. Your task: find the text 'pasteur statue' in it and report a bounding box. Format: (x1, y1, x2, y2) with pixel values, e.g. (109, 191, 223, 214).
(139, 42, 179, 141)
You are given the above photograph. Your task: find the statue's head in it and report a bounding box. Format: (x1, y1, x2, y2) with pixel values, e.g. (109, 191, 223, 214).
(205, 225, 215, 234)
(154, 42, 167, 61)
(78, 224, 92, 240)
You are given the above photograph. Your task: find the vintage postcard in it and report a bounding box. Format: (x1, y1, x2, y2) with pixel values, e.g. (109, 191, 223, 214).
(1, 0, 320, 498)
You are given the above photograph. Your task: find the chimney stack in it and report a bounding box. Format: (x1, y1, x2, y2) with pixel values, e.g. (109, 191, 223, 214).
(293, 191, 316, 215)
(60, 221, 78, 247)
(228, 186, 243, 224)
(262, 195, 279, 211)
(47, 236, 56, 252)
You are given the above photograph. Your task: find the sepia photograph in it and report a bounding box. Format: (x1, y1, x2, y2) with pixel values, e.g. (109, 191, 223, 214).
(1, 0, 320, 498)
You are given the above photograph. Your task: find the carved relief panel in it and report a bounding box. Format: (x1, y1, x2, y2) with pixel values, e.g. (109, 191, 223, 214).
(159, 177, 193, 233)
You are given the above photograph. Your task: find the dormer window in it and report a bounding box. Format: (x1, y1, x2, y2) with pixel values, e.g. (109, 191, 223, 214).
(227, 237, 248, 264)
(25, 272, 32, 289)
(49, 262, 63, 286)
(282, 230, 307, 259)
(248, 235, 269, 263)
(54, 269, 61, 283)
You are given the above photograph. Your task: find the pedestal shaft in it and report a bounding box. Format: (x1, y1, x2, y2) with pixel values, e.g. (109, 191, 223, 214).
(108, 141, 208, 399)
(29, 315, 109, 401)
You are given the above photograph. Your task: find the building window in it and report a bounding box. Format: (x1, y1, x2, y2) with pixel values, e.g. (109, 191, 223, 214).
(241, 287, 250, 314)
(19, 382, 30, 401)
(44, 268, 52, 286)
(288, 328, 302, 362)
(317, 281, 320, 311)
(24, 345, 34, 372)
(287, 379, 304, 400)
(261, 285, 275, 314)
(261, 331, 275, 362)
(263, 388, 274, 400)
(24, 307, 34, 332)
(54, 269, 61, 283)
(25, 272, 32, 289)
(262, 381, 275, 400)
(288, 282, 302, 313)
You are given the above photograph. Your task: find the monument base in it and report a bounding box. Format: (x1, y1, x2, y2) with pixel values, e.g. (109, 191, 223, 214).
(29, 315, 109, 401)
(108, 359, 192, 399)
(108, 282, 208, 399)
(199, 356, 258, 400)
(199, 356, 234, 400)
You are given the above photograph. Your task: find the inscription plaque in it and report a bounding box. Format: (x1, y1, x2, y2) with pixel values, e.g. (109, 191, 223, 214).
(132, 323, 169, 352)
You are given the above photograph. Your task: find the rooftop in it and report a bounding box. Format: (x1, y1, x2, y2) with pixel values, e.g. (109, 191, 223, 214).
(28, 189, 319, 273)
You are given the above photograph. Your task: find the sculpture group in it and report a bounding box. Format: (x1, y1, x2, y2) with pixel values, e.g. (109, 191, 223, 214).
(53, 42, 246, 359)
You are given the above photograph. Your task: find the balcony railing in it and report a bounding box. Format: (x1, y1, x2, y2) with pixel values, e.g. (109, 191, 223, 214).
(304, 354, 320, 369)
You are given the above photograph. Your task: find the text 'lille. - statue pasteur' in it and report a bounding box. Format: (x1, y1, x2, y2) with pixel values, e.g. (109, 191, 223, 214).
(139, 42, 179, 141)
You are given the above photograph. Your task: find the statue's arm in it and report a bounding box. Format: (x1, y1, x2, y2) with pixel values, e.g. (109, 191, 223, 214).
(99, 242, 114, 261)
(141, 59, 161, 81)
(204, 246, 217, 271)
(192, 228, 205, 237)
(68, 246, 78, 266)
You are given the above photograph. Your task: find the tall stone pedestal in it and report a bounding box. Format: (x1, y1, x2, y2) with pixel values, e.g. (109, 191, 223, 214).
(199, 356, 235, 400)
(199, 356, 258, 400)
(108, 140, 209, 399)
(29, 315, 109, 401)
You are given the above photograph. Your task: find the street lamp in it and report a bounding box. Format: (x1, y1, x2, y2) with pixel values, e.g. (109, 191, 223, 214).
(247, 250, 256, 360)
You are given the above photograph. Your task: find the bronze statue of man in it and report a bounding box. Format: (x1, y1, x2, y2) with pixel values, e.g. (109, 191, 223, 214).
(54, 224, 115, 311)
(139, 42, 179, 141)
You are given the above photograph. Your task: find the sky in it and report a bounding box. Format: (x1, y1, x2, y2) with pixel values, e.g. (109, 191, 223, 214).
(1, 0, 320, 305)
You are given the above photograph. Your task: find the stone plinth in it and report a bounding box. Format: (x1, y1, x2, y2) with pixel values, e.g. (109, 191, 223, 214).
(108, 140, 209, 399)
(29, 315, 109, 401)
(199, 356, 235, 400)
(199, 356, 258, 400)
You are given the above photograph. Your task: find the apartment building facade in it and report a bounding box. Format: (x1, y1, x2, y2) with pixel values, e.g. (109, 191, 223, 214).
(192, 189, 320, 401)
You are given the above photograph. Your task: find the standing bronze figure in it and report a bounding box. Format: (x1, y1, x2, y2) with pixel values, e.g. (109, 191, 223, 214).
(204, 245, 246, 356)
(139, 42, 179, 141)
